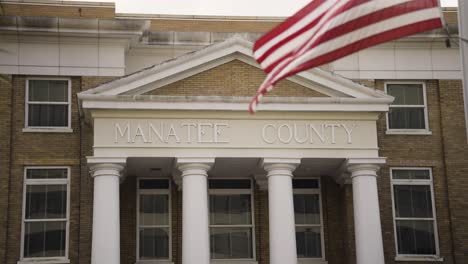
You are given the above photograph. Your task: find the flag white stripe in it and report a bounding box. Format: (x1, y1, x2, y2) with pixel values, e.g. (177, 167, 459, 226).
(269, 7, 441, 84)
(253, 0, 339, 59)
(257, 0, 348, 68)
(258, 0, 415, 69)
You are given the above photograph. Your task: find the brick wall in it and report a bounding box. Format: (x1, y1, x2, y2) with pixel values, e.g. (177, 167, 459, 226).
(5, 76, 82, 264)
(0, 75, 13, 263)
(439, 80, 468, 263)
(374, 80, 457, 264)
(3, 72, 467, 264)
(145, 60, 328, 97)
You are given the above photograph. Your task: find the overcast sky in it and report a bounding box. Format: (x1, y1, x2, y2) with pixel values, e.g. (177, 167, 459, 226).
(71, 0, 459, 16)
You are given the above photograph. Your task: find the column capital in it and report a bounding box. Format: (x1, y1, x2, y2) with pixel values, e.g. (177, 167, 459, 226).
(262, 158, 301, 176)
(347, 164, 381, 179)
(176, 158, 214, 177)
(346, 158, 385, 178)
(90, 163, 124, 178)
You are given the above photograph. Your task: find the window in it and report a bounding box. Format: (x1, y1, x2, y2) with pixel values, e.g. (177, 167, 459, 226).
(293, 179, 324, 260)
(137, 179, 171, 261)
(25, 78, 71, 129)
(21, 167, 70, 262)
(209, 179, 255, 260)
(385, 82, 429, 133)
(391, 168, 439, 259)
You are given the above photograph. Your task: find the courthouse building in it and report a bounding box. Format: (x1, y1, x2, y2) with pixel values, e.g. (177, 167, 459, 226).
(1, 1, 468, 264)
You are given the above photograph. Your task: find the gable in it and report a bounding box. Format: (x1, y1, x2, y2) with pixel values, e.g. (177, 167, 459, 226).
(143, 60, 329, 98)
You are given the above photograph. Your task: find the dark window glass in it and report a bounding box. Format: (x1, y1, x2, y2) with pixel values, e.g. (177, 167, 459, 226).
(29, 80, 68, 102)
(394, 185, 433, 218)
(210, 195, 251, 225)
(388, 108, 425, 129)
(387, 84, 424, 105)
(27, 169, 67, 179)
(28, 105, 68, 127)
(23, 221, 66, 258)
(139, 179, 169, 189)
(139, 194, 169, 226)
(25, 185, 67, 219)
(294, 194, 321, 225)
(27, 80, 69, 128)
(392, 169, 430, 180)
(209, 180, 251, 189)
(139, 228, 169, 259)
(296, 226, 322, 258)
(396, 220, 436, 255)
(293, 179, 319, 189)
(210, 228, 253, 259)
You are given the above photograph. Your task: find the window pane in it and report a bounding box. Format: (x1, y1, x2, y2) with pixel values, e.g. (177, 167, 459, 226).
(28, 104, 68, 127)
(394, 185, 433, 218)
(294, 194, 320, 225)
(293, 179, 319, 189)
(139, 194, 169, 226)
(139, 227, 169, 259)
(296, 226, 322, 258)
(210, 228, 252, 259)
(396, 220, 436, 255)
(24, 221, 66, 258)
(392, 169, 430, 180)
(210, 195, 251, 225)
(29, 80, 68, 102)
(387, 84, 424, 105)
(27, 169, 67, 179)
(209, 179, 251, 189)
(26, 184, 67, 219)
(139, 179, 169, 189)
(388, 107, 425, 129)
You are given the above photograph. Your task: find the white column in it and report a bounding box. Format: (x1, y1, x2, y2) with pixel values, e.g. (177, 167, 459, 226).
(90, 163, 124, 264)
(264, 158, 300, 264)
(177, 158, 214, 264)
(348, 163, 385, 264)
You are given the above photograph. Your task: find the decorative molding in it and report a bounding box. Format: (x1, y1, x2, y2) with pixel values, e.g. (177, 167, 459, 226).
(89, 163, 125, 178)
(254, 174, 268, 191)
(176, 158, 215, 178)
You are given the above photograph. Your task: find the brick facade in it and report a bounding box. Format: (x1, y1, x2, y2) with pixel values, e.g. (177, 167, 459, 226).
(0, 64, 467, 264)
(144, 60, 328, 97)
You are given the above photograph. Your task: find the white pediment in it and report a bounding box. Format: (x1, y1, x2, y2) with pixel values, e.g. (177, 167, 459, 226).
(78, 35, 393, 113)
(79, 35, 392, 100)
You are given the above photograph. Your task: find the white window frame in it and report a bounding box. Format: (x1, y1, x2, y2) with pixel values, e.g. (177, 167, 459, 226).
(293, 178, 326, 263)
(136, 178, 172, 264)
(208, 178, 256, 263)
(385, 81, 431, 135)
(390, 167, 442, 262)
(24, 77, 73, 133)
(19, 166, 71, 264)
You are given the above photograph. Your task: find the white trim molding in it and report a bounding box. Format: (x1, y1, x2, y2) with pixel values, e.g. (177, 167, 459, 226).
(136, 178, 173, 262)
(25, 77, 72, 132)
(390, 167, 441, 261)
(20, 166, 71, 264)
(385, 81, 431, 135)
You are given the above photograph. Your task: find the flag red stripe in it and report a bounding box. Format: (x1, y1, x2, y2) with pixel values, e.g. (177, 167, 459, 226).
(253, 0, 327, 51)
(255, 0, 372, 66)
(262, 0, 439, 73)
(271, 18, 443, 85)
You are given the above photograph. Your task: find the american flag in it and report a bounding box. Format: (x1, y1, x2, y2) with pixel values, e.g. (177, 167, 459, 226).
(250, 0, 444, 113)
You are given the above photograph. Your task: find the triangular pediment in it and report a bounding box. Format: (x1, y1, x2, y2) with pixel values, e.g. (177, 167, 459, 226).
(80, 35, 392, 100)
(144, 59, 329, 98)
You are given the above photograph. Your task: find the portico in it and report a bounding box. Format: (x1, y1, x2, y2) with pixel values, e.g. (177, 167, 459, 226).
(78, 36, 393, 264)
